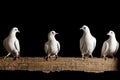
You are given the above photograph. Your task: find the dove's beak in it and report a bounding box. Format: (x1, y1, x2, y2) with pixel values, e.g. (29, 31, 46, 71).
(80, 27, 83, 30)
(107, 32, 110, 35)
(18, 30, 20, 33)
(55, 32, 59, 35)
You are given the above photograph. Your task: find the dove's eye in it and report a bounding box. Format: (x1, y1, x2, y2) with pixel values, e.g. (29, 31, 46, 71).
(83, 27, 86, 29)
(52, 31, 54, 34)
(15, 28, 17, 31)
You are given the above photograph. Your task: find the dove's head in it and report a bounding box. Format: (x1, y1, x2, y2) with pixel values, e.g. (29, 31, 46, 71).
(9, 27, 20, 37)
(48, 30, 59, 40)
(50, 31, 58, 36)
(11, 27, 20, 33)
(107, 30, 115, 37)
(80, 25, 90, 33)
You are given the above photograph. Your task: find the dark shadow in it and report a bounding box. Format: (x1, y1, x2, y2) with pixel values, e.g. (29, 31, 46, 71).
(0, 71, 120, 80)
(117, 57, 120, 71)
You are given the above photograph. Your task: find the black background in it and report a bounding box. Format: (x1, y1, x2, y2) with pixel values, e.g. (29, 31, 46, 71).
(1, 6, 120, 58)
(0, 2, 120, 80)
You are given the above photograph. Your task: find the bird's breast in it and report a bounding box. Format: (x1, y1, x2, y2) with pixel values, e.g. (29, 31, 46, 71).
(84, 36, 95, 49)
(108, 40, 117, 52)
(85, 36, 94, 44)
(49, 41, 59, 52)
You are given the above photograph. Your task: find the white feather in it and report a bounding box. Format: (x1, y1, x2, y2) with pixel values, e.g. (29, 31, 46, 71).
(3, 27, 20, 58)
(44, 31, 60, 56)
(101, 30, 119, 57)
(80, 25, 96, 57)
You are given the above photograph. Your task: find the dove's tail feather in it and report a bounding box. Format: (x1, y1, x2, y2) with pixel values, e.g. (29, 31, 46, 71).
(4, 53, 11, 59)
(12, 50, 19, 58)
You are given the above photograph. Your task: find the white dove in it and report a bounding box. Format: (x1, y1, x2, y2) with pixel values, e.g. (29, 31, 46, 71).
(101, 30, 119, 59)
(44, 30, 60, 61)
(80, 25, 96, 58)
(3, 27, 20, 60)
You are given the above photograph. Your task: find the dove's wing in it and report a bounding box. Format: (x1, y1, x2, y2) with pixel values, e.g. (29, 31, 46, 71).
(93, 37, 97, 50)
(101, 41, 109, 55)
(3, 38, 7, 49)
(80, 36, 86, 53)
(115, 41, 119, 53)
(14, 39, 20, 52)
(3, 37, 10, 52)
(57, 41, 60, 52)
(44, 41, 49, 54)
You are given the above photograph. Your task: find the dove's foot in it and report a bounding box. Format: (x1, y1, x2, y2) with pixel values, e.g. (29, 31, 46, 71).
(104, 57, 107, 60)
(17, 56, 20, 59)
(54, 55, 58, 60)
(82, 57, 85, 60)
(102, 55, 107, 60)
(81, 56, 86, 60)
(3, 56, 7, 59)
(82, 54, 85, 59)
(45, 56, 49, 61)
(89, 54, 93, 58)
(14, 57, 18, 60)
(13, 57, 19, 61)
(90, 55, 93, 58)
(13, 57, 16, 60)
(111, 55, 115, 59)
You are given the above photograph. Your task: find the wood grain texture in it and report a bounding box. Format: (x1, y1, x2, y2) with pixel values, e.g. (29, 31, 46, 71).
(0, 57, 119, 73)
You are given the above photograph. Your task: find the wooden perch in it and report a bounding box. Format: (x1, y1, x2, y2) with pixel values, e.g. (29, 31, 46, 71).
(0, 57, 119, 73)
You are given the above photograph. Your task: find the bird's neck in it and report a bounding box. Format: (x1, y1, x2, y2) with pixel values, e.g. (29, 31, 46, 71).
(48, 36, 56, 41)
(9, 32, 16, 37)
(84, 30, 92, 36)
(109, 36, 116, 41)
